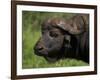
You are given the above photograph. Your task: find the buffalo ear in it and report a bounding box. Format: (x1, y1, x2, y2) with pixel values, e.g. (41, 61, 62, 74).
(64, 35, 72, 48)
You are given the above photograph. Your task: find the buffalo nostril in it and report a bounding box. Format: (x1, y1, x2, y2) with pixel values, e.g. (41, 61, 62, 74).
(37, 46, 44, 51)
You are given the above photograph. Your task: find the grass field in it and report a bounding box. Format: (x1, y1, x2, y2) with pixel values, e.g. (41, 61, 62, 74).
(22, 11, 89, 69)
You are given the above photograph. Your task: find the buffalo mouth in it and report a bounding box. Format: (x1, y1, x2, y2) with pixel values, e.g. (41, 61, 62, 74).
(34, 48, 60, 62)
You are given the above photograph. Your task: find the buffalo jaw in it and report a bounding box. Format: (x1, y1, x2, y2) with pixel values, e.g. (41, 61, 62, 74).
(44, 56, 59, 62)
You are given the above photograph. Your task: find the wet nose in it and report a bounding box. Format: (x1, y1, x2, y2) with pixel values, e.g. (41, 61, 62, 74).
(37, 46, 44, 50)
(36, 45, 44, 51)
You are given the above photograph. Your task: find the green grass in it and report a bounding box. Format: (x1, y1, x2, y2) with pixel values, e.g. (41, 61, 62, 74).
(22, 11, 89, 69)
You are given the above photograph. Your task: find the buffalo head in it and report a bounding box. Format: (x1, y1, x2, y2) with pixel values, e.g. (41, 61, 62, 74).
(34, 14, 89, 62)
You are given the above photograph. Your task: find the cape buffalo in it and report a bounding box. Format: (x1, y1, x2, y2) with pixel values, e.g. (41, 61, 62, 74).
(34, 14, 89, 63)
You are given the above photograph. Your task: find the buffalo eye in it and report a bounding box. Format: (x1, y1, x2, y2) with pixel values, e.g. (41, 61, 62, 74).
(49, 31, 59, 38)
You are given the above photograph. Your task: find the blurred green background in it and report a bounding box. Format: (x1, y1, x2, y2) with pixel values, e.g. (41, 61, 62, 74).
(22, 11, 88, 69)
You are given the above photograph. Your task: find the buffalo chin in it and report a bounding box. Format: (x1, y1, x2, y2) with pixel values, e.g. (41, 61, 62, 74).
(44, 56, 59, 62)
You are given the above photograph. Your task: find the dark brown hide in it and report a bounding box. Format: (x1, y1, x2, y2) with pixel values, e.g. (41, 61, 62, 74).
(34, 14, 89, 63)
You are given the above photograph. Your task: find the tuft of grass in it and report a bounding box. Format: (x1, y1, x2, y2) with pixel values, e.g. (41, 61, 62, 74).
(22, 11, 89, 69)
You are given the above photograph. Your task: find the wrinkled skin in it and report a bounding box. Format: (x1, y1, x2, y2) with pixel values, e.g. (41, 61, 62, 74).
(34, 14, 89, 63)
